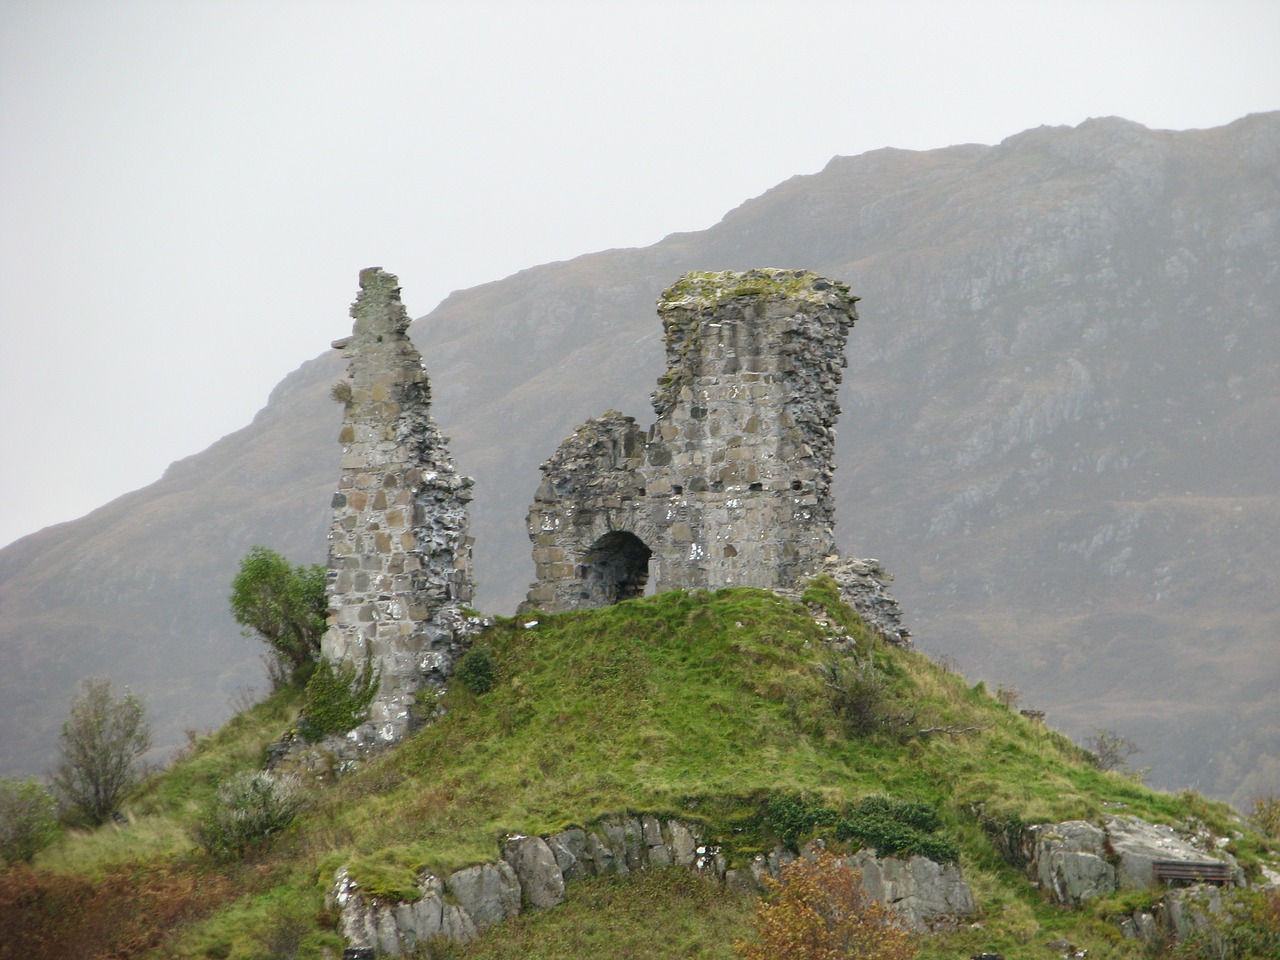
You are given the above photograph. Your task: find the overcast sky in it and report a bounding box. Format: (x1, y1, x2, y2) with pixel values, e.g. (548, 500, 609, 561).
(1, 0, 1276, 550)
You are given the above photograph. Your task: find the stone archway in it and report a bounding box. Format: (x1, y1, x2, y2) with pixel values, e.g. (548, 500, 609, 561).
(577, 531, 653, 606)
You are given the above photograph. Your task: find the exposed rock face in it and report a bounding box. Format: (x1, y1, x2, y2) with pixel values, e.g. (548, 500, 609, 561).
(850, 847, 976, 929)
(1117, 885, 1227, 948)
(329, 814, 974, 954)
(522, 269, 861, 614)
(1022, 815, 1243, 907)
(322, 267, 478, 743)
(1027, 820, 1117, 907)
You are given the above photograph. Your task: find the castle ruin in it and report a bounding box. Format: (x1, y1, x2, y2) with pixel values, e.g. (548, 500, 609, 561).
(317, 266, 907, 758)
(321, 267, 479, 744)
(520, 269, 906, 645)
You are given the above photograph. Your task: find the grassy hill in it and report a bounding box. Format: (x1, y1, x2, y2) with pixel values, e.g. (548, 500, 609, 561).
(6, 586, 1276, 958)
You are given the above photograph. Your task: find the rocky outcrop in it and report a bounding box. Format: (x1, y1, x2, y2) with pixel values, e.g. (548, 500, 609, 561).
(1022, 815, 1243, 907)
(321, 268, 481, 747)
(849, 848, 976, 929)
(1026, 820, 1117, 907)
(521, 269, 862, 614)
(1116, 884, 1226, 949)
(328, 814, 975, 954)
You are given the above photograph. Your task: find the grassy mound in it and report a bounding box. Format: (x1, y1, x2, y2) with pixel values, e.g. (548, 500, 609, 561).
(10, 587, 1273, 959)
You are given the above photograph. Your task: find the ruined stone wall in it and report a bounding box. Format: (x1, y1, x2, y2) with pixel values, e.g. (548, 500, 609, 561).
(322, 267, 476, 744)
(523, 270, 858, 613)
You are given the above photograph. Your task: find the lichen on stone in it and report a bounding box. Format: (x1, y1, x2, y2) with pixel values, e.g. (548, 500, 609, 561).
(659, 268, 853, 309)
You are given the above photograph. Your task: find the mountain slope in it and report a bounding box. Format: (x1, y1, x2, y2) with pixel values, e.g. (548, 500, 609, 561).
(1, 113, 1276, 803)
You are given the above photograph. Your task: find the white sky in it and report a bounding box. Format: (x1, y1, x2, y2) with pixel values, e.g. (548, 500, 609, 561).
(1, 0, 1277, 550)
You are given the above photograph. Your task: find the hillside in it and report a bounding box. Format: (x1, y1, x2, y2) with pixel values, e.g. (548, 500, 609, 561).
(0, 113, 1277, 805)
(9, 587, 1277, 958)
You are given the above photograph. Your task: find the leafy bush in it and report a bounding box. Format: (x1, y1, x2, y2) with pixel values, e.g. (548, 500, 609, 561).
(0, 776, 59, 864)
(764, 792, 836, 851)
(455, 644, 497, 695)
(298, 660, 378, 742)
(835, 796, 957, 863)
(230, 546, 327, 687)
(196, 770, 306, 860)
(734, 851, 916, 960)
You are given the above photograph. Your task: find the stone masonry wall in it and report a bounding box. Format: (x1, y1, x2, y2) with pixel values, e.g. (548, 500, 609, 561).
(523, 269, 859, 613)
(322, 267, 477, 744)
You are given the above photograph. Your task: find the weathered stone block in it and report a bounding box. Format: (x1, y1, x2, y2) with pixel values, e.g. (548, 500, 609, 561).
(447, 862, 521, 928)
(502, 836, 566, 909)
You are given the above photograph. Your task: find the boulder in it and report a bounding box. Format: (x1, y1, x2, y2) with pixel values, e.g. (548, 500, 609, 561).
(851, 849, 976, 930)
(501, 835, 566, 909)
(1027, 820, 1116, 906)
(1105, 815, 1241, 888)
(447, 861, 521, 928)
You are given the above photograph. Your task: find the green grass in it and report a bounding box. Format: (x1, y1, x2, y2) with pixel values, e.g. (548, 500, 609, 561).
(456, 869, 754, 960)
(11, 587, 1271, 959)
(33, 687, 302, 876)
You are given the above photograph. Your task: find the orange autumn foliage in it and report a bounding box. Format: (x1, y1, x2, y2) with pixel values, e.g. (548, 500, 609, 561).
(735, 852, 916, 960)
(0, 861, 234, 959)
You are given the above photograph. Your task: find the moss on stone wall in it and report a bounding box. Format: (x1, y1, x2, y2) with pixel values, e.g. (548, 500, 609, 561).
(660, 268, 851, 309)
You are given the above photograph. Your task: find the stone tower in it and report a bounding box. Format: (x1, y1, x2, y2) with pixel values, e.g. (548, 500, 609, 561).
(322, 267, 476, 743)
(522, 269, 859, 613)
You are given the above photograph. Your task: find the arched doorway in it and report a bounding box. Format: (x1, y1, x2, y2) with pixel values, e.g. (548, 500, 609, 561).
(577, 531, 653, 606)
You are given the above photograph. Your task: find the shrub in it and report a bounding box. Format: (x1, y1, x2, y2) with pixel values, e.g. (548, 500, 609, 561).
(821, 655, 914, 738)
(230, 546, 327, 687)
(835, 796, 957, 863)
(298, 660, 378, 742)
(764, 792, 836, 851)
(195, 770, 306, 860)
(735, 851, 916, 960)
(455, 644, 497, 695)
(1084, 727, 1141, 773)
(50, 677, 152, 826)
(0, 776, 59, 863)
(1164, 887, 1280, 959)
(994, 683, 1021, 710)
(1249, 794, 1280, 839)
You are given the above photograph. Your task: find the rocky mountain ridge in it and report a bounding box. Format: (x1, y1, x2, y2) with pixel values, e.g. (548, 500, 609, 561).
(1, 112, 1276, 804)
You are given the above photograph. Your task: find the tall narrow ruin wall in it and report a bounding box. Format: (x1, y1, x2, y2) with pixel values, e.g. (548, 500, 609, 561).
(523, 269, 858, 613)
(322, 267, 476, 743)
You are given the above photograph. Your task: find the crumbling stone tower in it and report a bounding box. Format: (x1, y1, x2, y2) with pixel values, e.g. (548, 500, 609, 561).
(523, 269, 859, 613)
(323, 267, 476, 743)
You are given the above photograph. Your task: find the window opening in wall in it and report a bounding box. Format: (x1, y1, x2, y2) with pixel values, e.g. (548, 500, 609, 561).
(578, 531, 653, 605)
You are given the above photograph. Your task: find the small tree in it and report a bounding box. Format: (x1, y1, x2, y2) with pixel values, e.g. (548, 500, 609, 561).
(50, 678, 152, 826)
(1085, 727, 1141, 773)
(0, 776, 59, 863)
(230, 546, 327, 687)
(735, 852, 916, 960)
